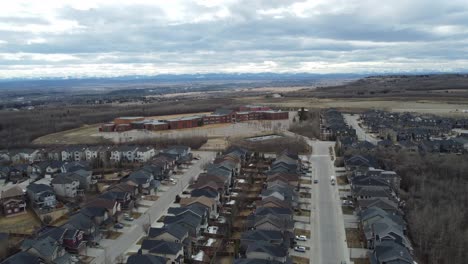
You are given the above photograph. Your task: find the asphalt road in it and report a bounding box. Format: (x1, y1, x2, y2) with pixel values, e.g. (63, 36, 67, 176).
(89, 151, 216, 264)
(343, 114, 380, 145)
(308, 140, 350, 264)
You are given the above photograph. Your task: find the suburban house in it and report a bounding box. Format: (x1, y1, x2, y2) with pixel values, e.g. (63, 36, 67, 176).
(1, 251, 43, 264)
(10, 149, 39, 164)
(20, 236, 70, 263)
(64, 212, 102, 242)
(51, 175, 80, 198)
(245, 242, 289, 263)
(126, 170, 158, 195)
(0, 185, 27, 217)
(180, 196, 218, 219)
(135, 147, 157, 163)
(85, 198, 121, 222)
(61, 146, 86, 162)
(148, 224, 191, 258)
(368, 240, 413, 264)
(140, 239, 184, 264)
(26, 183, 57, 210)
(126, 251, 166, 264)
(240, 230, 287, 250)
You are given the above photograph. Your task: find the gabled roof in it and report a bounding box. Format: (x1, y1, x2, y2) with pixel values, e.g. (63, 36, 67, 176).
(246, 241, 287, 258)
(26, 183, 54, 194)
(81, 206, 107, 218)
(180, 196, 215, 210)
(370, 240, 413, 264)
(23, 236, 59, 258)
(167, 206, 207, 218)
(240, 229, 284, 242)
(51, 173, 79, 184)
(126, 253, 166, 264)
(65, 213, 95, 230)
(141, 239, 182, 255)
(255, 207, 293, 217)
(0, 185, 24, 199)
(148, 224, 188, 240)
(1, 251, 42, 264)
(163, 212, 202, 229)
(191, 188, 219, 199)
(256, 196, 292, 209)
(233, 259, 283, 264)
(37, 226, 66, 242)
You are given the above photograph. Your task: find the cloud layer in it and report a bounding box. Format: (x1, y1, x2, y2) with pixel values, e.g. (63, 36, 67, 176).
(1, 0, 468, 78)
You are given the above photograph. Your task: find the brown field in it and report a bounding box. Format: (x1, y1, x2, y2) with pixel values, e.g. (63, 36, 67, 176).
(237, 97, 468, 116)
(0, 209, 42, 234)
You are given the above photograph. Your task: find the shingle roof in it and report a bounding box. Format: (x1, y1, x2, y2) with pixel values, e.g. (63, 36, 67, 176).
(141, 239, 182, 255)
(27, 183, 53, 193)
(246, 241, 287, 258)
(1, 251, 42, 264)
(148, 224, 188, 240)
(126, 253, 166, 264)
(240, 229, 284, 242)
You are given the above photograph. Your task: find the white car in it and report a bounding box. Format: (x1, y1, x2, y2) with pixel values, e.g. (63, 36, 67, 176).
(294, 246, 306, 252)
(295, 235, 307, 241)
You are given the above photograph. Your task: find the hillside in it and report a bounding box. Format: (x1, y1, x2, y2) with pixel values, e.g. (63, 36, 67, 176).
(288, 74, 468, 99)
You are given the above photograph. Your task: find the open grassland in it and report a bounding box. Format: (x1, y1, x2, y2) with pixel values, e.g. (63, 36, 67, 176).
(237, 97, 468, 117)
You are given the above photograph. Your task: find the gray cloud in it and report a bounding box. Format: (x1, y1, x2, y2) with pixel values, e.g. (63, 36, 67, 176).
(1, 0, 468, 78)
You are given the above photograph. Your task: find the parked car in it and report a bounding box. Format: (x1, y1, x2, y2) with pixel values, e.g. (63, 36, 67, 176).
(295, 235, 307, 241)
(114, 223, 124, 229)
(124, 216, 134, 221)
(294, 246, 306, 252)
(313, 179, 319, 184)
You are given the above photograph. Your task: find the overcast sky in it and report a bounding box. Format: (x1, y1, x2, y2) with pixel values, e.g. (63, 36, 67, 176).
(1, 0, 468, 78)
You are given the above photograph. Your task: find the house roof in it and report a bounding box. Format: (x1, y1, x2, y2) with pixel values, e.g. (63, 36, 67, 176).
(180, 196, 215, 209)
(190, 188, 219, 199)
(26, 183, 53, 193)
(1, 251, 42, 264)
(358, 198, 399, 212)
(370, 240, 413, 264)
(81, 206, 108, 218)
(255, 196, 292, 209)
(86, 198, 117, 210)
(233, 259, 283, 264)
(65, 213, 95, 230)
(255, 207, 293, 216)
(148, 224, 188, 240)
(0, 185, 24, 199)
(24, 236, 59, 258)
(246, 241, 287, 258)
(51, 174, 79, 184)
(141, 239, 182, 255)
(126, 252, 166, 264)
(163, 212, 202, 229)
(240, 229, 284, 242)
(167, 206, 207, 218)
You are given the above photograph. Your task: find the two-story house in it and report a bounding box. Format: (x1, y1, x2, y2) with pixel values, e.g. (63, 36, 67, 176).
(26, 183, 57, 210)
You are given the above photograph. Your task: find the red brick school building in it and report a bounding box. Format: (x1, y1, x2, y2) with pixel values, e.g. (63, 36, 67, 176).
(99, 106, 289, 132)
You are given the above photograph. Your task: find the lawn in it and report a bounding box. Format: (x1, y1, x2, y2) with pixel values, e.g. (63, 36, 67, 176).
(295, 229, 311, 237)
(136, 237, 145, 245)
(342, 206, 355, 215)
(295, 209, 311, 217)
(300, 179, 312, 185)
(346, 228, 364, 248)
(0, 209, 42, 234)
(106, 231, 123, 240)
(299, 192, 311, 198)
(292, 256, 310, 264)
(337, 175, 349, 185)
(131, 212, 142, 219)
(352, 258, 371, 264)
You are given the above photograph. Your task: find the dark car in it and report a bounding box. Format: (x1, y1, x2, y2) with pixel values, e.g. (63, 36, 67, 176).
(114, 223, 124, 229)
